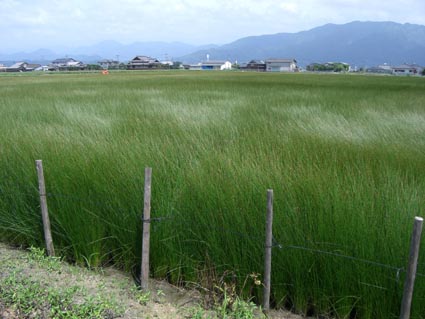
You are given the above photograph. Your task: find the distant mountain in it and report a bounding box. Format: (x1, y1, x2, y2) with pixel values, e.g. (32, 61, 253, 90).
(179, 21, 425, 67)
(2, 21, 424, 67)
(0, 49, 56, 65)
(0, 48, 103, 65)
(70, 41, 194, 61)
(0, 41, 219, 65)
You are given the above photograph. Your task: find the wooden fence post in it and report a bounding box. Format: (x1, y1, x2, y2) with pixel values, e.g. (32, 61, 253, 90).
(400, 216, 423, 319)
(35, 160, 55, 257)
(141, 167, 152, 290)
(263, 189, 274, 312)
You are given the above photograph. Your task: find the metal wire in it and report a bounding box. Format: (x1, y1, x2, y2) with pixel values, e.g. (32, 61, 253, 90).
(2, 183, 425, 280)
(284, 244, 404, 272)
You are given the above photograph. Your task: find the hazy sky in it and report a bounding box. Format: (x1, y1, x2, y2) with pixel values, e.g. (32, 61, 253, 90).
(1, 0, 425, 52)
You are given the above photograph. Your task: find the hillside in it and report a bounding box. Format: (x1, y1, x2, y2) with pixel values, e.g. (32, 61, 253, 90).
(179, 21, 425, 67)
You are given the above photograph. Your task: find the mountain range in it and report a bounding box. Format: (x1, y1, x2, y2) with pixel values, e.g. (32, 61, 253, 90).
(181, 21, 425, 67)
(1, 21, 425, 67)
(0, 42, 218, 66)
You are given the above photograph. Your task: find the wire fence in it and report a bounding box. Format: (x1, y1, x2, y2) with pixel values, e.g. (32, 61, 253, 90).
(4, 190, 425, 279)
(1, 166, 424, 316)
(1, 181, 424, 279)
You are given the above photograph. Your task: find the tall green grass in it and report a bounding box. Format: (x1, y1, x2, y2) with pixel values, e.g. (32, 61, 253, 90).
(1, 71, 425, 318)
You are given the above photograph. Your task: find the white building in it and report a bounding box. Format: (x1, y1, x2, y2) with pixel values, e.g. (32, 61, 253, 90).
(392, 64, 423, 76)
(197, 60, 232, 70)
(265, 59, 298, 72)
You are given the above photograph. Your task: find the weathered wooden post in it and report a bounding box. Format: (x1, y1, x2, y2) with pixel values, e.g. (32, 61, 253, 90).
(263, 189, 274, 312)
(35, 160, 55, 257)
(400, 216, 423, 319)
(141, 167, 152, 290)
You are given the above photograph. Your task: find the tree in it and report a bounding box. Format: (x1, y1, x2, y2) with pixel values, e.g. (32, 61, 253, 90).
(87, 64, 101, 71)
(170, 62, 182, 69)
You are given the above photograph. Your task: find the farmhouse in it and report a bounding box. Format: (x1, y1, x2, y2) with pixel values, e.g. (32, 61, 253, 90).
(6, 62, 27, 72)
(50, 58, 86, 71)
(127, 56, 162, 70)
(98, 59, 119, 69)
(265, 58, 298, 72)
(392, 64, 423, 75)
(365, 63, 424, 76)
(6, 62, 41, 72)
(240, 60, 266, 72)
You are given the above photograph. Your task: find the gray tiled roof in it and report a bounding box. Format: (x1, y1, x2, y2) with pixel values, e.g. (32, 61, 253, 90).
(201, 60, 227, 65)
(52, 58, 76, 64)
(131, 56, 160, 63)
(8, 62, 26, 69)
(265, 58, 297, 63)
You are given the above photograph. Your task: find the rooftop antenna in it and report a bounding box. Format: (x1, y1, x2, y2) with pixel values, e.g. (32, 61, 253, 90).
(206, 54, 210, 62)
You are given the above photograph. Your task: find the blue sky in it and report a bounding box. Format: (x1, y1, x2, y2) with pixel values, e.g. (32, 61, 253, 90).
(1, 0, 424, 52)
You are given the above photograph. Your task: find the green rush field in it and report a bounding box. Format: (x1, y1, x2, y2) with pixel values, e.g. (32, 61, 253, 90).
(1, 71, 425, 318)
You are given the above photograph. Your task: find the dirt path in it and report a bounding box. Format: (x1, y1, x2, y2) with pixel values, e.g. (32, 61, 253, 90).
(0, 243, 308, 318)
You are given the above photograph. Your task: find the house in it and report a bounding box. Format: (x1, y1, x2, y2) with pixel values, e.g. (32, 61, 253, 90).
(127, 56, 162, 70)
(366, 65, 393, 75)
(160, 60, 174, 67)
(199, 60, 232, 70)
(6, 62, 27, 72)
(265, 59, 298, 72)
(98, 59, 120, 69)
(6, 62, 41, 72)
(377, 63, 393, 71)
(266, 58, 298, 72)
(392, 64, 423, 76)
(240, 60, 266, 72)
(50, 58, 86, 71)
(188, 63, 202, 70)
(25, 63, 42, 71)
(35, 65, 50, 72)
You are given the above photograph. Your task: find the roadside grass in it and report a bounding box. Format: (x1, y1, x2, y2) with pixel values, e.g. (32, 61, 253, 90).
(0, 246, 124, 319)
(0, 245, 263, 319)
(0, 71, 425, 318)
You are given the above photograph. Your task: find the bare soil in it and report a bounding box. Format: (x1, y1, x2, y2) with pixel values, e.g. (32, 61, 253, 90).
(0, 243, 308, 319)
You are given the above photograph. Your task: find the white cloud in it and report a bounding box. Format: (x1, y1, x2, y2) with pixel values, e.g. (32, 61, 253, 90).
(13, 8, 49, 26)
(0, 0, 424, 52)
(279, 2, 299, 14)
